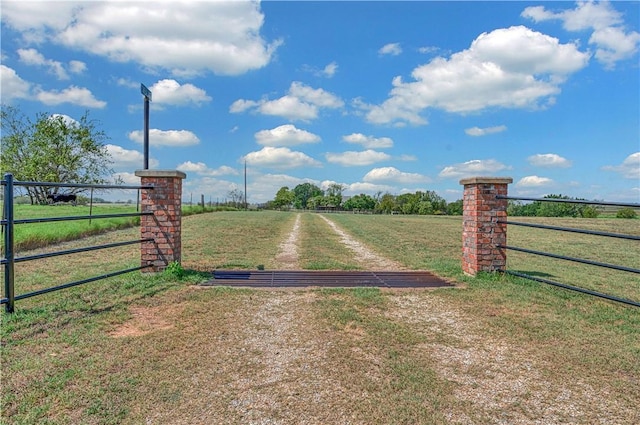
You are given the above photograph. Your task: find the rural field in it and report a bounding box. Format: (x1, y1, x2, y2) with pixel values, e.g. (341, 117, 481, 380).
(1, 210, 639, 424)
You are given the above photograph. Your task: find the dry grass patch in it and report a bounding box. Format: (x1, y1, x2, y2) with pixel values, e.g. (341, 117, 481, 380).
(181, 211, 296, 271)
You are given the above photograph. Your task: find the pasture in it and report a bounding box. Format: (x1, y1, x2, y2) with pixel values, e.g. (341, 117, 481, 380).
(1, 211, 639, 424)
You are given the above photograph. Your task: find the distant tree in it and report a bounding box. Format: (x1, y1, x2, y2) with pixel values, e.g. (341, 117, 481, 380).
(508, 200, 538, 216)
(324, 183, 346, 207)
(1, 106, 114, 204)
(376, 193, 397, 214)
(536, 195, 579, 217)
(446, 199, 463, 215)
(307, 195, 325, 209)
(417, 201, 434, 215)
(227, 189, 244, 208)
(292, 183, 323, 209)
(343, 194, 376, 211)
(273, 186, 295, 209)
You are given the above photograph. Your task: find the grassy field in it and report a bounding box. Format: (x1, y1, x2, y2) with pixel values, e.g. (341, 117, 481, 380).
(4, 203, 141, 252)
(1, 211, 639, 424)
(2, 203, 237, 253)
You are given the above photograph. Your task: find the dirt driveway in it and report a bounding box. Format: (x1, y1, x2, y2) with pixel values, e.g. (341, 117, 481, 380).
(117, 214, 636, 424)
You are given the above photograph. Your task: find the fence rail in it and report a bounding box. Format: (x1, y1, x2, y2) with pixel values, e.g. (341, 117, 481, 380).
(2, 173, 154, 313)
(496, 195, 640, 209)
(496, 194, 640, 308)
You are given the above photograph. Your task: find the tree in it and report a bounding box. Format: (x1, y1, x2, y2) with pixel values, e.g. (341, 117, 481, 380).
(292, 183, 323, 209)
(446, 199, 463, 215)
(325, 183, 346, 207)
(375, 193, 397, 214)
(227, 188, 244, 208)
(343, 194, 376, 211)
(1, 106, 114, 204)
(273, 186, 295, 209)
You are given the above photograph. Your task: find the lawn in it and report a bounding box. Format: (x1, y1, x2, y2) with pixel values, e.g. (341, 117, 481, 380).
(1, 211, 639, 424)
(4, 203, 141, 252)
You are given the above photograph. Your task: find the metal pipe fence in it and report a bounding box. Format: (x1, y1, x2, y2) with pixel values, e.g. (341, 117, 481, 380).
(495, 195, 640, 308)
(1, 173, 154, 313)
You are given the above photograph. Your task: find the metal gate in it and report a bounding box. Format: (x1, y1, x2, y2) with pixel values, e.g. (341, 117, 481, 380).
(1, 173, 154, 313)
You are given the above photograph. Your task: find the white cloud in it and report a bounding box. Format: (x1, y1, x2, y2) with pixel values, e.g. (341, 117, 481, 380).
(418, 46, 439, 55)
(438, 159, 512, 179)
(343, 133, 393, 149)
(229, 99, 259, 113)
(150, 79, 212, 108)
(112, 172, 140, 186)
(363, 167, 431, 184)
(363, 26, 589, 125)
(322, 61, 338, 77)
(255, 125, 321, 147)
(465, 125, 507, 136)
(305, 61, 338, 77)
(528, 153, 572, 168)
(288, 81, 344, 108)
(17, 48, 69, 80)
(240, 173, 321, 204)
(49, 114, 78, 127)
(602, 152, 640, 180)
(106, 144, 159, 170)
(258, 96, 319, 121)
(0, 65, 31, 102)
(243, 147, 322, 169)
(590, 27, 640, 69)
(230, 81, 343, 121)
(35, 86, 107, 108)
(128, 129, 200, 147)
(176, 161, 238, 176)
(379, 43, 402, 56)
(522, 1, 640, 69)
(116, 78, 139, 89)
(516, 175, 554, 187)
(183, 176, 240, 203)
(397, 154, 418, 162)
(69, 60, 86, 74)
(345, 182, 393, 195)
(2, 1, 281, 77)
(325, 150, 391, 167)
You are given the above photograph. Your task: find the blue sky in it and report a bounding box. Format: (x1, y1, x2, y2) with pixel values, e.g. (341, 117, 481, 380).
(1, 0, 639, 204)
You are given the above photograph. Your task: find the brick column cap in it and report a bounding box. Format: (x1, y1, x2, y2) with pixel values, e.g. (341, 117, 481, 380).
(135, 169, 186, 179)
(459, 176, 513, 185)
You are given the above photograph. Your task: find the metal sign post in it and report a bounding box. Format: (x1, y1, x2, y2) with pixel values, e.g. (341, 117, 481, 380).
(141, 84, 152, 169)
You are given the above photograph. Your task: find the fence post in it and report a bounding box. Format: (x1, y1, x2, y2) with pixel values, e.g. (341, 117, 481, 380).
(135, 170, 187, 272)
(3, 173, 15, 313)
(460, 177, 513, 276)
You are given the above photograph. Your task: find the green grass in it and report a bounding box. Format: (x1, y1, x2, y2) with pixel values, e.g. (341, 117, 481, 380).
(5, 204, 142, 252)
(3, 203, 240, 253)
(181, 210, 296, 271)
(298, 213, 363, 270)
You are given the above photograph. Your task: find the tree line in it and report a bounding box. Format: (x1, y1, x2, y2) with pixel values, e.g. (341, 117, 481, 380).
(265, 182, 464, 215)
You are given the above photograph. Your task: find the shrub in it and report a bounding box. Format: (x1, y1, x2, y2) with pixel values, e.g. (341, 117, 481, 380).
(616, 208, 638, 219)
(580, 206, 600, 218)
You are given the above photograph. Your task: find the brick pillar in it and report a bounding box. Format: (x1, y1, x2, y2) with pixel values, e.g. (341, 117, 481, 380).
(135, 170, 186, 272)
(460, 177, 513, 276)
